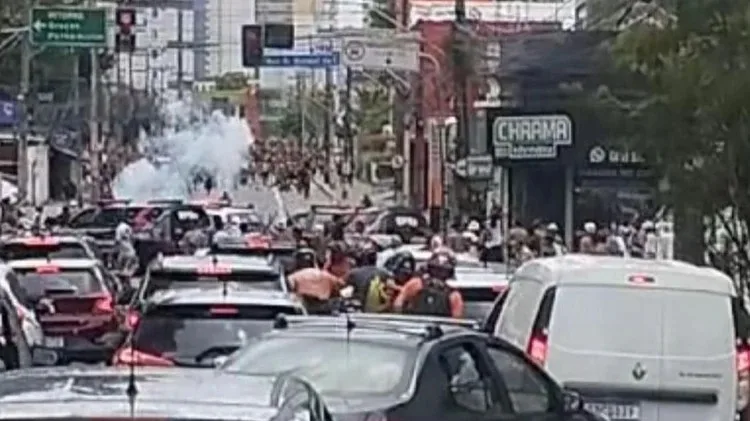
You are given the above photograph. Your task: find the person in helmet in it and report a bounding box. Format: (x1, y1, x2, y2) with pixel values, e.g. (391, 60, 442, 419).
(323, 241, 351, 278)
(288, 247, 343, 315)
(393, 250, 464, 318)
(346, 241, 394, 313)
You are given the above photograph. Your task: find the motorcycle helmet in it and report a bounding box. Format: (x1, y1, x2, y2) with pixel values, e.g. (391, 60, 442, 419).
(293, 248, 317, 270)
(426, 250, 456, 281)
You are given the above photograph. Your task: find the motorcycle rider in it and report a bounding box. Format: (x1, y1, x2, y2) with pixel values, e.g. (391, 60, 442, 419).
(345, 242, 394, 312)
(287, 247, 344, 314)
(393, 250, 464, 318)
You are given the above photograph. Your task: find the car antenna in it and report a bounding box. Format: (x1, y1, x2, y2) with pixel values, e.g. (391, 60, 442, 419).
(126, 345, 138, 417)
(222, 279, 228, 297)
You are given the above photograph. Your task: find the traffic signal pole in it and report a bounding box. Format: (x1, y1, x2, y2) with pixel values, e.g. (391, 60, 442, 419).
(18, 5, 31, 203)
(177, 10, 184, 100)
(89, 34, 100, 201)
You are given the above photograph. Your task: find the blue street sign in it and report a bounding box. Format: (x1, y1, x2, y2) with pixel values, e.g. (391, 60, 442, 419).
(0, 100, 18, 127)
(262, 53, 339, 68)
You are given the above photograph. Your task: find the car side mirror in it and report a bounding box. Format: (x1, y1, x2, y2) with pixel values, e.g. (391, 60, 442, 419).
(561, 389, 583, 413)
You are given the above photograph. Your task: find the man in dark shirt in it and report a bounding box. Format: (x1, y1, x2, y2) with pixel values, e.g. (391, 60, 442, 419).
(345, 244, 392, 311)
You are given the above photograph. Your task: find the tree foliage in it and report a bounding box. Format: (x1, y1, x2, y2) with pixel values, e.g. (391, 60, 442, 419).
(366, 0, 396, 29)
(597, 0, 750, 275)
(353, 86, 389, 135)
(275, 87, 327, 142)
(215, 72, 249, 91)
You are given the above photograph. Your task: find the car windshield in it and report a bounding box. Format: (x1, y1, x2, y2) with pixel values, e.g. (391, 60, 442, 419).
(132, 304, 302, 364)
(225, 336, 416, 397)
(144, 270, 282, 298)
(0, 242, 89, 260)
(14, 269, 101, 299)
(70, 206, 147, 228)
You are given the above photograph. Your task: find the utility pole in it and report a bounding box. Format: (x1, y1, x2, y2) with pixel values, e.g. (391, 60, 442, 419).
(90, 49, 100, 201)
(128, 50, 134, 94)
(453, 0, 471, 217)
(344, 67, 353, 180)
(177, 10, 184, 100)
(17, 0, 33, 203)
(323, 53, 333, 178)
(72, 52, 83, 204)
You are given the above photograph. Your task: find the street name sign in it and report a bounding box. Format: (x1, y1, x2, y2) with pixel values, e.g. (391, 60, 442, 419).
(341, 36, 419, 72)
(31, 7, 107, 47)
(261, 53, 340, 68)
(454, 155, 493, 180)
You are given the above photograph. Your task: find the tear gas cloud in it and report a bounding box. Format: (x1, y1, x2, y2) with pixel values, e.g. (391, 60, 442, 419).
(112, 100, 252, 201)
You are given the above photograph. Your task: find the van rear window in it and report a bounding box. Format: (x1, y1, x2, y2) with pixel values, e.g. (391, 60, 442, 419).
(551, 286, 733, 357)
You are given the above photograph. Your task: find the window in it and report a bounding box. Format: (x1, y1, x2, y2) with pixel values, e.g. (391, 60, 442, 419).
(5, 271, 32, 308)
(486, 346, 551, 414)
(439, 344, 494, 412)
(481, 286, 509, 334)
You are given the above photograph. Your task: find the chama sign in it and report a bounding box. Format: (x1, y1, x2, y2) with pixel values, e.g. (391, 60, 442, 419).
(492, 114, 573, 159)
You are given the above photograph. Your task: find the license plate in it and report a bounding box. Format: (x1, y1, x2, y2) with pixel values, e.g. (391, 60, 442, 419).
(43, 336, 64, 348)
(584, 401, 641, 420)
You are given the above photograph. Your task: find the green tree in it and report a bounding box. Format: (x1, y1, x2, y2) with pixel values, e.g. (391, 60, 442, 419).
(353, 86, 389, 135)
(365, 0, 396, 29)
(215, 72, 249, 90)
(596, 0, 750, 274)
(275, 88, 327, 141)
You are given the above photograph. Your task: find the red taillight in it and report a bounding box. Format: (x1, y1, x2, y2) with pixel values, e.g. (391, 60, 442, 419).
(738, 346, 749, 372)
(125, 310, 140, 330)
(736, 342, 750, 410)
(93, 295, 114, 314)
(196, 265, 232, 275)
(628, 274, 655, 284)
(36, 265, 60, 274)
(210, 305, 239, 315)
(527, 332, 548, 365)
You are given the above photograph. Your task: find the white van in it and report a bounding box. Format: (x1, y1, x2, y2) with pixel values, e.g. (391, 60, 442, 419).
(482, 255, 748, 421)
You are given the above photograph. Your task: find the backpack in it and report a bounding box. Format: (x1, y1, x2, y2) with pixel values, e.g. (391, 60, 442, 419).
(407, 278, 452, 317)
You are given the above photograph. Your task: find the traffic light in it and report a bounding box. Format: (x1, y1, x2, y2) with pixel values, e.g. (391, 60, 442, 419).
(263, 23, 294, 49)
(241, 24, 263, 67)
(115, 8, 136, 53)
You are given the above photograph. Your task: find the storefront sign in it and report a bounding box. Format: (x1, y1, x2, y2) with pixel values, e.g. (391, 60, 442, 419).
(492, 114, 572, 159)
(588, 145, 645, 165)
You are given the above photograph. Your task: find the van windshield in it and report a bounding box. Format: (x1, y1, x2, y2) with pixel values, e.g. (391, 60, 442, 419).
(552, 285, 732, 357)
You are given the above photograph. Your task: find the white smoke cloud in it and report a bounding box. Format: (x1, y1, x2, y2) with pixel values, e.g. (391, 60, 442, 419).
(112, 100, 252, 201)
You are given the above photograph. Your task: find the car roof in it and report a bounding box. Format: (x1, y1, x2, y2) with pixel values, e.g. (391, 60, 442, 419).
(149, 286, 302, 308)
(8, 258, 99, 270)
(0, 366, 299, 420)
(3, 235, 84, 244)
(516, 254, 735, 295)
(155, 255, 279, 273)
(269, 314, 480, 347)
(450, 266, 511, 289)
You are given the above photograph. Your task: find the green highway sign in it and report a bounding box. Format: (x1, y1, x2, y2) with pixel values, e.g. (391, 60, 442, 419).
(31, 7, 107, 47)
